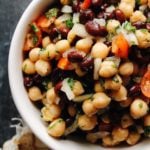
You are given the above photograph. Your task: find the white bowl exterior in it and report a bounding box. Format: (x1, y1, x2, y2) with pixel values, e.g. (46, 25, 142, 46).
(8, 0, 150, 149)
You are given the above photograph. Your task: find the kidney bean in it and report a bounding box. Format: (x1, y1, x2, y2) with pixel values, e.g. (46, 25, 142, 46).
(99, 122, 112, 132)
(49, 27, 59, 39)
(92, 0, 103, 7)
(66, 118, 74, 127)
(24, 76, 33, 87)
(99, 26, 108, 36)
(54, 81, 62, 93)
(132, 21, 146, 29)
(97, 12, 105, 19)
(129, 83, 141, 96)
(146, 23, 150, 31)
(80, 56, 94, 71)
(68, 51, 85, 62)
(59, 27, 70, 39)
(105, 11, 115, 19)
(80, 9, 95, 24)
(114, 9, 126, 23)
(72, 0, 80, 12)
(85, 21, 101, 36)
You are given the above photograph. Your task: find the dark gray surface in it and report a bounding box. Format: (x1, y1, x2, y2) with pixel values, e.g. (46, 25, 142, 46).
(0, 0, 31, 146)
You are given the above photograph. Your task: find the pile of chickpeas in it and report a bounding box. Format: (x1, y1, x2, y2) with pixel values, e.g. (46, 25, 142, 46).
(22, 0, 150, 147)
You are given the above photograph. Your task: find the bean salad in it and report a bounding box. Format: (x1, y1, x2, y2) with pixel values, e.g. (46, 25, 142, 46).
(22, 0, 150, 147)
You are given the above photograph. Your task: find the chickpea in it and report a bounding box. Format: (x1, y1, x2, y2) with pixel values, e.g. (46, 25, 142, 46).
(144, 114, 150, 126)
(82, 99, 97, 117)
(102, 135, 119, 147)
(91, 42, 110, 59)
(104, 75, 122, 91)
(68, 104, 77, 117)
(60, 0, 70, 5)
(135, 29, 150, 48)
(72, 81, 84, 96)
(42, 36, 51, 48)
(48, 118, 66, 137)
(94, 81, 104, 92)
(46, 88, 57, 104)
(29, 48, 40, 62)
(119, 0, 135, 18)
(126, 132, 141, 145)
(28, 86, 42, 101)
(121, 114, 134, 128)
(55, 40, 70, 54)
(112, 127, 129, 142)
(119, 62, 134, 76)
(41, 105, 61, 122)
(99, 61, 118, 78)
(78, 114, 97, 131)
(120, 97, 132, 107)
(76, 38, 93, 54)
(111, 85, 127, 101)
(93, 93, 111, 109)
(35, 60, 51, 76)
(130, 11, 146, 23)
(86, 133, 98, 144)
(106, 20, 120, 33)
(22, 59, 36, 74)
(130, 98, 149, 119)
(67, 30, 76, 44)
(39, 48, 50, 61)
(46, 44, 59, 60)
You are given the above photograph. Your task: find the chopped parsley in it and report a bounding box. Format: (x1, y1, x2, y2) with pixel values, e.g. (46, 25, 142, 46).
(99, 78, 105, 87)
(138, 103, 143, 109)
(23, 64, 27, 72)
(45, 8, 59, 19)
(144, 126, 150, 137)
(140, 29, 148, 33)
(32, 35, 38, 46)
(42, 78, 51, 90)
(67, 78, 75, 90)
(123, 21, 136, 32)
(66, 19, 74, 29)
(136, 0, 141, 5)
(30, 23, 39, 32)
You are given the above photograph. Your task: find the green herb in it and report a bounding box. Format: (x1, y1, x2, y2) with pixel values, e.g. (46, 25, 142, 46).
(138, 103, 143, 109)
(99, 78, 105, 88)
(42, 78, 51, 90)
(112, 76, 119, 83)
(32, 35, 38, 46)
(48, 119, 63, 130)
(67, 78, 75, 90)
(40, 48, 46, 52)
(30, 23, 39, 32)
(144, 126, 150, 137)
(147, 18, 150, 23)
(66, 19, 74, 29)
(45, 8, 59, 19)
(123, 21, 136, 32)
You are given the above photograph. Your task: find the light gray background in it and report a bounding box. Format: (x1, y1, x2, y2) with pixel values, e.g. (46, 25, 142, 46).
(0, 0, 31, 146)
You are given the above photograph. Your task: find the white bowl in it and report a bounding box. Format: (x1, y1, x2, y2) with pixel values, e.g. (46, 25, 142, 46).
(8, 0, 150, 149)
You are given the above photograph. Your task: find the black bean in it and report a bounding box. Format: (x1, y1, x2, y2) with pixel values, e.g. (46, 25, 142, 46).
(80, 9, 95, 24)
(114, 9, 126, 23)
(68, 51, 85, 63)
(92, 0, 103, 7)
(129, 83, 141, 96)
(132, 21, 146, 29)
(99, 122, 112, 132)
(80, 55, 94, 71)
(33, 74, 43, 85)
(108, 0, 120, 4)
(24, 76, 33, 87)
(49, 27, 59, 39)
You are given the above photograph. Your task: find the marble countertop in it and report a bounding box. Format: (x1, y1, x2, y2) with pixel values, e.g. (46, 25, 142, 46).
(0, 0, 31, 146)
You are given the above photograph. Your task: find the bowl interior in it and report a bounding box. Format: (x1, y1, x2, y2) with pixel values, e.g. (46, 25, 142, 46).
(8, 0, 150, 149)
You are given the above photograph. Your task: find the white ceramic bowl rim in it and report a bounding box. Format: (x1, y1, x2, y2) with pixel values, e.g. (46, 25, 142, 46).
(8, 0, 150, 150)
